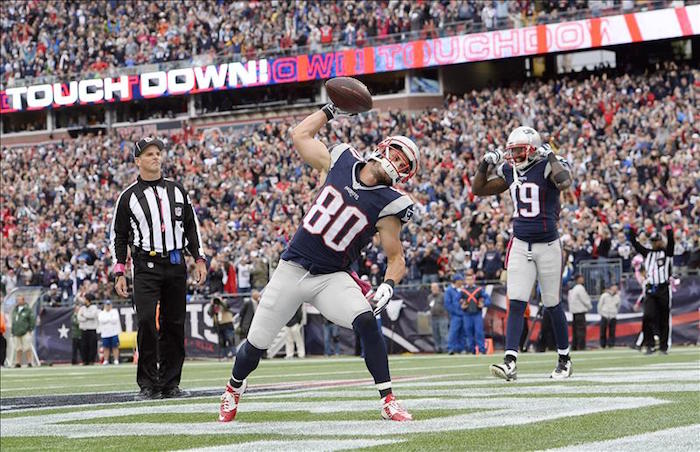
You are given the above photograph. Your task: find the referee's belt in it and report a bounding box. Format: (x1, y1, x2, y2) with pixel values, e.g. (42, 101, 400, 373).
(646, 282, 669, 293)
(134, 249, 181, 261)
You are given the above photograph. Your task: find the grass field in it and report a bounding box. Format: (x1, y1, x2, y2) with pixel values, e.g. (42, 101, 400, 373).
(1, 347, 699, 451)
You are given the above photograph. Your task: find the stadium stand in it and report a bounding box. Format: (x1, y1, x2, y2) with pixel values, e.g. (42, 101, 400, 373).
(1, 62, 697, 303)
(0, 0, 675, 86)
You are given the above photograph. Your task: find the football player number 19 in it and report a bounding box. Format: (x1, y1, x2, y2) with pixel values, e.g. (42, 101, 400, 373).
(302, 186, 369, 251)
(510, 182, 540, 218)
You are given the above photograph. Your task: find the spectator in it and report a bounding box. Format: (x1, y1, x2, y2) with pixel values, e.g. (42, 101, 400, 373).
(208, 297, 235, 359)
(323, 319, 340, 357)
(41, 283, 62, 307)
(480, 241, 503, 280)
(250, 251, 269, 290)
(236, 256, 252, 293)
(568, 275, 592, 351)
(77, 296, 98, 365)
(419, 245, 440, 285)
(98, 300, 121, 365)
(207, 259, 226, 295)
(597, 283, 621, 348)
(428, 282, 448, 353)
(11, 295, 35, 367)
(283, 305, 305, 359)
(444, 273, 466, 354)
(70, 304, 82, 365)
(368, 263, 383, 287)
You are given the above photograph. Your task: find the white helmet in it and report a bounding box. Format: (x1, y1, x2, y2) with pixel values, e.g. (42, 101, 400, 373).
(505, 126, 541, 170)
(368, 135, 420, 184)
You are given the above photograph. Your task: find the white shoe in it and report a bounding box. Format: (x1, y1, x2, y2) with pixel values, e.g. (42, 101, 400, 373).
(551, 357, 572, 379)
(113, 360, 120, 366)
(219, 380, 247, 422)
(490, 361, 517, 381)
(102, 361, 109, 366)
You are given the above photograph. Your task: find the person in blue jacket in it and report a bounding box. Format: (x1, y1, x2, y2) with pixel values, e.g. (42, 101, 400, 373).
(462, 269, 491, 354)
(444, 273, 467, 354)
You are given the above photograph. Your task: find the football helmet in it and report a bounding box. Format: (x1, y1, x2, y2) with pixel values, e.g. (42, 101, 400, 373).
(368, 135, 420, 184)
(505, 126, 542, 170)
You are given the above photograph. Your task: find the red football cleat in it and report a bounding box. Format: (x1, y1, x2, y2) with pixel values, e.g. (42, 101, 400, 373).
(381, 393, 413, 421)
(219, 380, 246, 422)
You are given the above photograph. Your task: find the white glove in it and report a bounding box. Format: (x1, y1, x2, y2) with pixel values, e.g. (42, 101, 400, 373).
(536, 143, 554, 159)
(321, 102, 356, 121)
(483, 149, 504, 166)
(372, 282, 394, 316)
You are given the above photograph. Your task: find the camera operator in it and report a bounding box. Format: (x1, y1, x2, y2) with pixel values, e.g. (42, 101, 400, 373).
(208, 297, 235, 359)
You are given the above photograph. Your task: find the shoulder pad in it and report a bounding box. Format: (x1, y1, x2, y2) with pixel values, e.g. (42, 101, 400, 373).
(329, 143, 362, 169)
(378, 194, 414, 223)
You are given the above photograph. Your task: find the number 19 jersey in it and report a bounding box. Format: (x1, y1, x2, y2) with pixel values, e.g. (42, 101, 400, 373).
(282, 143, 414, 274)
(497, 157, 569, 243)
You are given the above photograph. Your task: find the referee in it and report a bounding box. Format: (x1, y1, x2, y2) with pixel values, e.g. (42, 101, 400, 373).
(110, 137, 207, 400)
(629, 223, 674, 355)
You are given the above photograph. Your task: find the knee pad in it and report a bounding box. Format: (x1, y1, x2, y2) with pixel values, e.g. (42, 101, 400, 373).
(352, 311, 380, 338)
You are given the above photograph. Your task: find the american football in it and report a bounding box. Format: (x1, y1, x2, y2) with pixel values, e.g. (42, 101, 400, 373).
(1, 0, 698, 451)
(325, 76, 373, 113)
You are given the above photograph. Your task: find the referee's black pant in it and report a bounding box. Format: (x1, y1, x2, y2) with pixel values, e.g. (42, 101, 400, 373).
(642, 283, 670, 352)
(133, 256, 187, 391)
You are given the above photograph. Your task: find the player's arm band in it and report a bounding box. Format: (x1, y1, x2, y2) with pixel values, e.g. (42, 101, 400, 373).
(384, 279, 395, 289)
(321, 103, 335, 121)
(478, 160, 490, 174)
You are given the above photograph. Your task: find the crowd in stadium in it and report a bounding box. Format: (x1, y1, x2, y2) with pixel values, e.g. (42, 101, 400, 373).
(1, 59, 698, 304)
(0, 0, 672, 84)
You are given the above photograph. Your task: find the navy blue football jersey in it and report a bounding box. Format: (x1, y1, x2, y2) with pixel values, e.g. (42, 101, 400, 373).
(496, 156, 570, 243)
(282, 143, 414, 274)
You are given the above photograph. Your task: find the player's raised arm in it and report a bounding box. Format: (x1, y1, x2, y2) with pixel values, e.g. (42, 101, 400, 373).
(540, 144, 572, 190)
(471, 149, 509, 196)
(290, 109, 332, 173)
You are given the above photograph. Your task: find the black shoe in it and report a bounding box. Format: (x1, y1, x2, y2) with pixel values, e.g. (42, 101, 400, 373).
(161, 386, 189, 398)
(14, 363, 21, 368)
(644, 347, 656, 355)
(660, 350, 668, 355)
(134, 387, 162, 401)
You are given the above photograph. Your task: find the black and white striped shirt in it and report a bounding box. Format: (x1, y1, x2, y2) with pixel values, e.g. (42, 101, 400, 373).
(630, 228, 674, 286)
(110, 176, 205, 266)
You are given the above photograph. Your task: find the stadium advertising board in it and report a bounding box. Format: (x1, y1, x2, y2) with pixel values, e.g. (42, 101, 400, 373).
(1, 5, 697, 114)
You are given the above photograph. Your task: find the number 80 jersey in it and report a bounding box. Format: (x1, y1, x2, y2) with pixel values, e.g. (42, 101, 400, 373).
(281, 143, 415, 274)
(496, 157, 569, 243)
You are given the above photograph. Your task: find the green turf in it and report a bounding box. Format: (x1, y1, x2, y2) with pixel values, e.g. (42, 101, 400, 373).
(1, 347, 698, 451)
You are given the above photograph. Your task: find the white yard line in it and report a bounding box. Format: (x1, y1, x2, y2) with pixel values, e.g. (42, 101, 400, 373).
(545, 424, 700, 452)
(0, 396, 667, 438)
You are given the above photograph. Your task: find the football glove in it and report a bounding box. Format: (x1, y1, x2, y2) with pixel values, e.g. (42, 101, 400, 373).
(372, 282, 394, 316)
(321, 102, 356, 121)
(536, 143, 554, 159)
(483, 149, 504, 166)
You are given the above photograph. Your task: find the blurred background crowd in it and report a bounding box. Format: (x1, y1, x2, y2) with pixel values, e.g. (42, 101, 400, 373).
(1, 61, 698, 304)
(0, 0, 676, 85)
